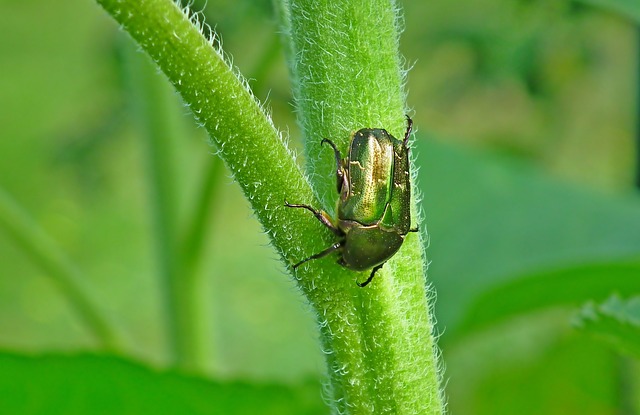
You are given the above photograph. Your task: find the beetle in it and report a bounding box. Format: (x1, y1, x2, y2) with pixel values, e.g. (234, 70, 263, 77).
(285, 116, 417, 287)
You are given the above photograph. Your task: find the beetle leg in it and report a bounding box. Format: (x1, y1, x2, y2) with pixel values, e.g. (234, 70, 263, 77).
(403, 115, 413, 146)
(293, 241, 343, 269)
(357, 263, 385, 287)
(409, 227, 419, 232)
(284, 201, 343, 236)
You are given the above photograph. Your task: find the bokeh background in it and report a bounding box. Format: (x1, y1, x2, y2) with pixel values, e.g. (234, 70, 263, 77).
(1, 0, 639, 413)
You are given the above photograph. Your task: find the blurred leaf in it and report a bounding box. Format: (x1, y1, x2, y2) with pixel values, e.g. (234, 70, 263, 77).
(416, 138, 640, 339)
(577, 296, 640, 358)
(576, 0, 640, 23)
(447, 332, 618, 415)
(52, 108, 127, 192)
(0, 188, 122, 349)
(455, 261, 640, 337)
(0, 352, 326, 415)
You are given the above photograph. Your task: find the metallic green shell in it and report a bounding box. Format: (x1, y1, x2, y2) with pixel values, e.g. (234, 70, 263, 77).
(338, 128, 411, 233)
(338, 221, 405, 271)
(384, 134, 411, 234)
(336, 127, 412, 270)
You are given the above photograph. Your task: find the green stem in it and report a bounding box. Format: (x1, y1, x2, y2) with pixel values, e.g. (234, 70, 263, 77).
(0, 188, 121, 350)
(180, 156, 224, 278)
(177, 155, 225, 366)
(283, 0, 443, 413)
(94, 0, 320, 262)
(94, 0, 325, 362)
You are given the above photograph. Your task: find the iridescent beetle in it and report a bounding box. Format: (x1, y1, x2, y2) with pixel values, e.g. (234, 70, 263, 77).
(285, 116, 417, 287)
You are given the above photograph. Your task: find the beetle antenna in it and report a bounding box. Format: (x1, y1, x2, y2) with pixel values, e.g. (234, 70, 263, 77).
(321, 138, 345, 193)
(321, 138, 342, 163)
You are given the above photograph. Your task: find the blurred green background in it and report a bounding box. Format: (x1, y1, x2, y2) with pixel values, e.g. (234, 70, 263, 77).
(1, 0, 639, 413)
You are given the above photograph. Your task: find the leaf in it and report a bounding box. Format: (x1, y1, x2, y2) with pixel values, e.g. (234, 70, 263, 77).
(576, 0, 640, 23)
(415, 138, 640, 339)
(0, 352, 325, 415)
(454, 261, 640, 338)
(447, 332, 619, 414)
(576, 296, 640, 358)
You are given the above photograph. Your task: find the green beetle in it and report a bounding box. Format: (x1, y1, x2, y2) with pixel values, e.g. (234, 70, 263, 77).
(285, 116, 417, 287)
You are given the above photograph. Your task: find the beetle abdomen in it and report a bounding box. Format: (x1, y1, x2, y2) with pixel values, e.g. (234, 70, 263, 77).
(339, 222, 405, 271)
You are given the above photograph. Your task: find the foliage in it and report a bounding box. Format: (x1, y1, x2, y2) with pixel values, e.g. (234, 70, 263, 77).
(0, 0, 638, 413)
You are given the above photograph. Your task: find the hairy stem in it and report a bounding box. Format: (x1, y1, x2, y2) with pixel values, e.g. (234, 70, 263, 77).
(94, 0, 329, 362)
(283, 0, 443, 413)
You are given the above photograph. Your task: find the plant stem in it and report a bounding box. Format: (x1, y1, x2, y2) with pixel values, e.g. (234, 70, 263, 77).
(94, 0, 327, 363)
(0, 188, 121, 350)
(178, 155, 225, 366)
(283, 0, 443, 412)
(94, 0, 321, 259)
(180, 155, 224, 283)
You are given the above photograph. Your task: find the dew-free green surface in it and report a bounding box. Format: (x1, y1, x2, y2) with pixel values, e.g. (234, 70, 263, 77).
(0, 352, 326, 415)
(577, 0, 640, 22)
(0, 0, 639, 413)
(417, 138, 640, 337)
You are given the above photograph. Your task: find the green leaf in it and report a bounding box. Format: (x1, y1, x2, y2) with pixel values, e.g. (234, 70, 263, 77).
(415, 138, 640, 339)
(0, 352, 325, 415)
(577, 296, 640, 358)
(451, 261, 640, 339)
(575, 0, 640, 23)
(447, 332, 619, 414)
